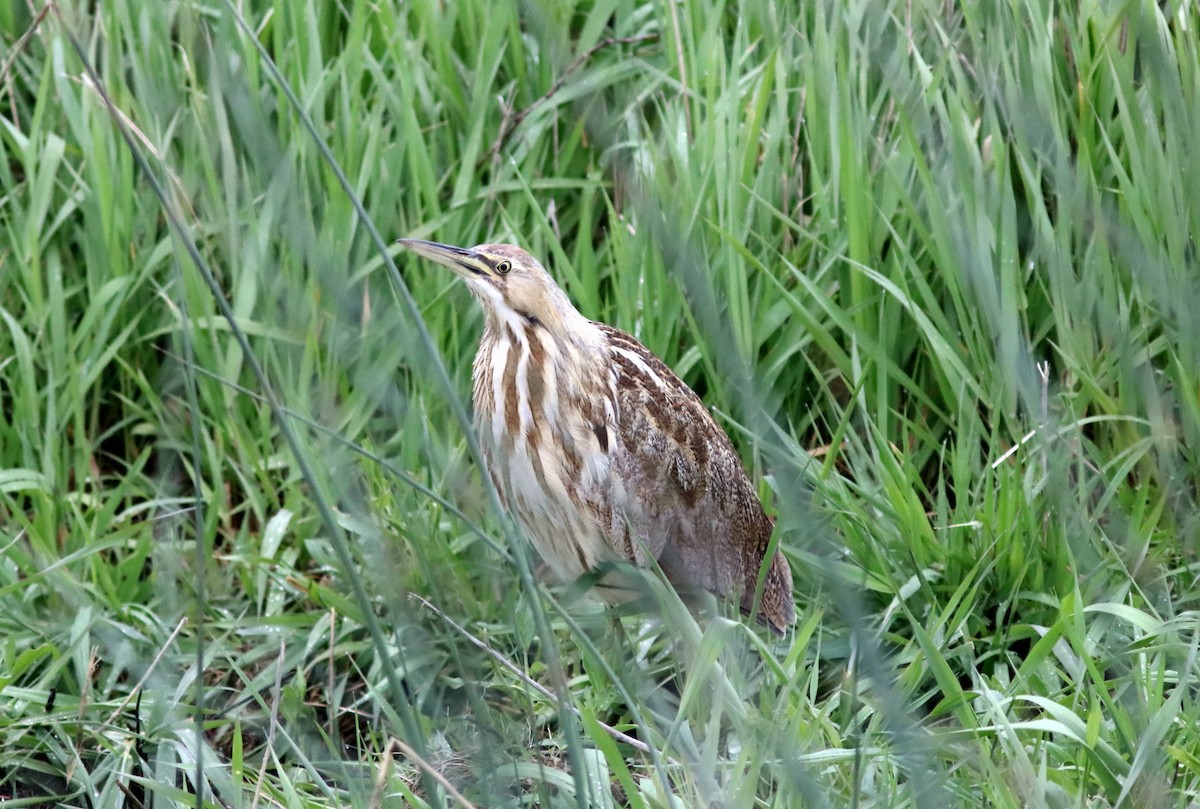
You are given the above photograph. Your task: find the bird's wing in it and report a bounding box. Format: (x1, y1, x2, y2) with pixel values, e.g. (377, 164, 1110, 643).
(596, 324, 782, 608)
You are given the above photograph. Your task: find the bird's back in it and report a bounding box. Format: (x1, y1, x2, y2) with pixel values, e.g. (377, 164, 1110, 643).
(598, 325, 795, 632)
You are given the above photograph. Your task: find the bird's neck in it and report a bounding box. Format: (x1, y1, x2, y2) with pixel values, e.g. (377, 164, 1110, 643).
(474, 300, 607, 412)
(480, 291, 604, 359)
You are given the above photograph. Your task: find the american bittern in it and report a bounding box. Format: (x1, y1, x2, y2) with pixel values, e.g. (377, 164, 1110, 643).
(400, 239, 795, 633)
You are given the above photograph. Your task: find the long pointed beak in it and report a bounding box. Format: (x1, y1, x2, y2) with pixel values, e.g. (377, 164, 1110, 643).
(398, 238, 489, 280)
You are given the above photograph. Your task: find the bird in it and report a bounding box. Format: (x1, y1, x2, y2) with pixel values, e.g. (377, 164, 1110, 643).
(399, 238, 795, 633)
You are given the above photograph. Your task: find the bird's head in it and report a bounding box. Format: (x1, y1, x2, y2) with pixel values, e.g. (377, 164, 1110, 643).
(399, 239, 586, 338)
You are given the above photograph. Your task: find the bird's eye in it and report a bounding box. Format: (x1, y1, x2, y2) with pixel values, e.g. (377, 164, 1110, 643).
(496, 260, 512, 275)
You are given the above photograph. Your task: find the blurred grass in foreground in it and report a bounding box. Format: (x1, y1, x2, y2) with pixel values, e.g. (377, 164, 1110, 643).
(1, 0, 1198, 806)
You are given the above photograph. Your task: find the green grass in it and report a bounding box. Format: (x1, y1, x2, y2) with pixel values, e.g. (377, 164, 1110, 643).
(2, 0, 1199, 806)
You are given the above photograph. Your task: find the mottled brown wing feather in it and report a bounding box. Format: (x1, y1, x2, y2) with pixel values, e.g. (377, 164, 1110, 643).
(597, 324, 795, 631)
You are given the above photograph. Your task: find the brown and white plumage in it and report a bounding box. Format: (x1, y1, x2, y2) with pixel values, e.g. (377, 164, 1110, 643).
(400, 239, 795, 633)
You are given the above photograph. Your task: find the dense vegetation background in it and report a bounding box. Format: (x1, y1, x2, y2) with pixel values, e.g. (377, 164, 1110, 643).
(2, 0, 1198, 806)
